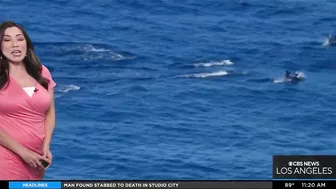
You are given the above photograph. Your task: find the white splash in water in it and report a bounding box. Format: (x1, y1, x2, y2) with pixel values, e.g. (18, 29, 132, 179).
(194, 59, 234, 67)
(273, 78, 286, 84)
(82, 45, 126, 60)
(83, 45, 110, 52)
(295, 71, 305, 79)
(58, 84, 81, 93)
(53, 44, 132, 61)
(322, 35, 336, 46)
(54, 94, 63, 98)
(180, 71, 228, 78)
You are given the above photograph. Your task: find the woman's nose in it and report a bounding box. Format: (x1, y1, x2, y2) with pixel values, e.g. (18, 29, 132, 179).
(11, 39, 19, 47)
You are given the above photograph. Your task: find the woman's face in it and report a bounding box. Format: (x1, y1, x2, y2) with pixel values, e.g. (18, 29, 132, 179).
(1, 26, 27, 63)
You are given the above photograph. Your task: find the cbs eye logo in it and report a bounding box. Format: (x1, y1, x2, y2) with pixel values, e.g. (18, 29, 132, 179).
(288, 161, 303, 166)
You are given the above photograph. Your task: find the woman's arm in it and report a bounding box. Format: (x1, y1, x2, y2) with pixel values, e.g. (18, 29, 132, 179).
(0, 128, 25, 156)
(0, 128, 48, 168)
(44, 88, 56, 147)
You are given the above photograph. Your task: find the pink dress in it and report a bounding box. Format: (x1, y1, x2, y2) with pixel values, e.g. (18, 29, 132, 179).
(0, 65, 56, 180)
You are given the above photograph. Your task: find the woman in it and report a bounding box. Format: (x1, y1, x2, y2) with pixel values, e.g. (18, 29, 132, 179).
(0, 21, 56, 180)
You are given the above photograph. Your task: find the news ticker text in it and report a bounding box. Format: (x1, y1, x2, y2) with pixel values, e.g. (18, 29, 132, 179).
(3, 180, 336, 189)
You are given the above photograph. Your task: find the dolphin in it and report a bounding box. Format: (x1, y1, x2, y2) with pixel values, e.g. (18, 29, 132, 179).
(325, 34, 336, 46)
(284, 70, 304, 83)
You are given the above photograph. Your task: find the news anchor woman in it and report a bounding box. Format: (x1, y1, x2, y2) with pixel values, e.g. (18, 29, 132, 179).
(0, 21, 56, 180)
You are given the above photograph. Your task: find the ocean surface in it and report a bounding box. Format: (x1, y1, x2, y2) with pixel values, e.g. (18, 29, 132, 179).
(1, 0, 336, 180)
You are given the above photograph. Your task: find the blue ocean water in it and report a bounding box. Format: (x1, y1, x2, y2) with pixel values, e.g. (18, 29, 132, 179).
(1, 0, 336, 180)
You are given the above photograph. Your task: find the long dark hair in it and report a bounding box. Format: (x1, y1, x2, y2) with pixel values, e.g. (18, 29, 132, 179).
(0, 21, 49, 90)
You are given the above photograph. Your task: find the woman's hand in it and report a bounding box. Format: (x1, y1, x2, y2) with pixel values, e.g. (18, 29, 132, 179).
(19, 147, 48, 170)
(42, 143, 52, 169)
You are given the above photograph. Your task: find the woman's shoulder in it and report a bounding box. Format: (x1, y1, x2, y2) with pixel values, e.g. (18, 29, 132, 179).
(40, 64, 56, 88)
(41, 64, 51, 72)
(41, 64, 53, 77)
